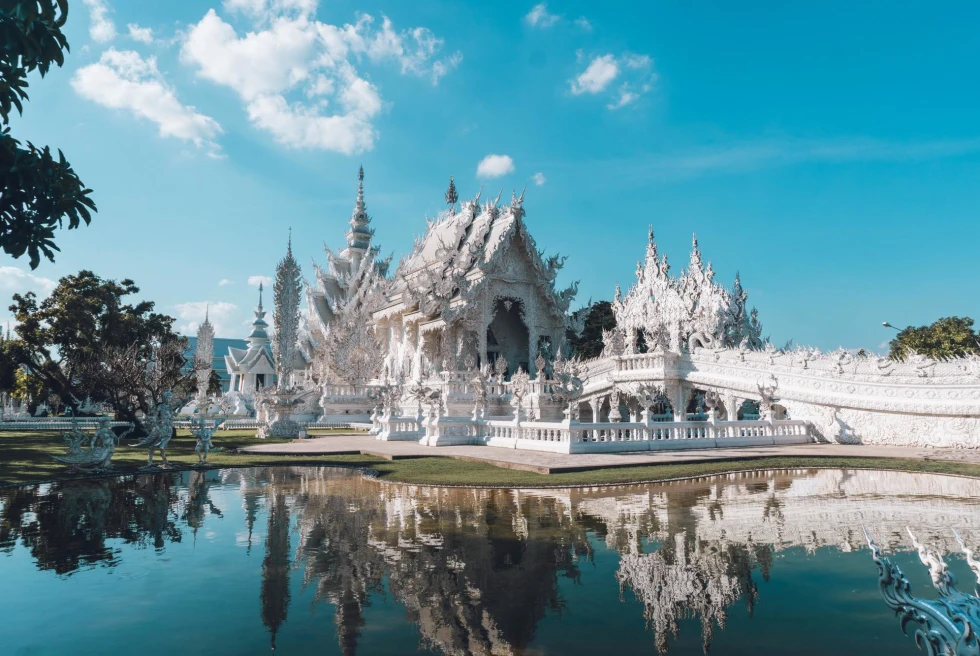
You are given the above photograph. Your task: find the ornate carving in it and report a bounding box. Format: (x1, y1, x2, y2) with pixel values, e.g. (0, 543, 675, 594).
(866, 529, 980, 655)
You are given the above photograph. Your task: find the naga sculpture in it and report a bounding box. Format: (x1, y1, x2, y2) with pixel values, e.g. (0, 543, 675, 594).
(190, 416, 225, 465)
(51, 416, 134, 473)
(132, 390, 179, 469)
(866, 529, 980, 656)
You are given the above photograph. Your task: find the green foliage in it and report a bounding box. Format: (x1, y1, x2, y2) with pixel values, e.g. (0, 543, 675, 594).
(0, 336, 18, 392)
(207, 369, 222, 396)
(12, 366, 44, 400)
(888, 316, 980, 360)
(8, 270, 185, 415)
(1, 0, 96, 267)
(568, 301, 616, 359)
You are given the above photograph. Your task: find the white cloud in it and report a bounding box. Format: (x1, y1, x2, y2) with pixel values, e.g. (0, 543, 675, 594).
(570, 54, 619, 95)
(570, 52, 657, 109)
(525, 3, 560, 28)
(174, 301, 239, 336)
(608, 85, 638, 110)
(476, 154, 515, 178)
(127, 23, 154, 44)
(72, 49, 223, 153)
(248, 275, 273, 287)
(532, 171, 546, 186)
(0, 266, 57, 331)
(180, 7, 459, 153)
(82, 0, 116, 43)
(218, 279, 233, 286)
(574, 17, 592, 31)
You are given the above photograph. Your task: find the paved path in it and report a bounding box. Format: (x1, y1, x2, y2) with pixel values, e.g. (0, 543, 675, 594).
(240, 434, 980, 474)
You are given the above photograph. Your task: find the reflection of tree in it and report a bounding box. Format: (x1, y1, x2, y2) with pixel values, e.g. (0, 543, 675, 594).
(261, 491, 291, 651)
(0, 473, 182, 574)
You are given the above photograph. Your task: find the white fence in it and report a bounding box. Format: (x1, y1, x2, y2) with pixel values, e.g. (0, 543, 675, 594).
(380, 412, 812, 454)
(0, 419, 131, 432)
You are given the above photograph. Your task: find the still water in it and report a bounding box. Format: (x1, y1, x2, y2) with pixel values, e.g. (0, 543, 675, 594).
(1, 467, 978, 655)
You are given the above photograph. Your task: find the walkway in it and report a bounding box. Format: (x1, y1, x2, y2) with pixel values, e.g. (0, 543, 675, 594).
(240, 434, 980, 475)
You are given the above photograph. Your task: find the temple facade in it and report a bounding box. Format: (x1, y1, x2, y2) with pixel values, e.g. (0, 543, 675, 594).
(238, 168, 980, 450)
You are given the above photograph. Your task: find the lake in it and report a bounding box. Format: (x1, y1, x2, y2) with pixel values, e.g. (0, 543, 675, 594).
(2, 466, 978, 655)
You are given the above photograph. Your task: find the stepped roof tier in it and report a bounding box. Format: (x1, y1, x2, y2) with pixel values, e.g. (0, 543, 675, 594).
(376, 188, 578, 328)
(225, 283, 276, 392)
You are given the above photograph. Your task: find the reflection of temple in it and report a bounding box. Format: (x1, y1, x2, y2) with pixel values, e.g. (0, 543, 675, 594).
(230, 467, 980, 655)
(5, 468, 980, 654)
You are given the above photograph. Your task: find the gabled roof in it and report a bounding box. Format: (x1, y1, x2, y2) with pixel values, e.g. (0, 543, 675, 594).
(381, 192, 578, 322)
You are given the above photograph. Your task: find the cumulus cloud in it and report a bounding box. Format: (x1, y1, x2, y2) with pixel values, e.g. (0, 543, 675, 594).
(531, 171, 546, 186)
(174, 301, 239, 336)
(525, 3, 560, 28)
(570, 54, 618, 95)
(72, 49, 223, 153)
(180, 6, 460, 153)
(127, 23, 154, 44)
(574, 17, 592, 31)
(248, 275, 273, 287)
(82, 0, 116, 43)
(476, 154, 515, 178)
(218, 278, 233, 286)
(570, 52, 657, 109)
(0, 266, 57, 330)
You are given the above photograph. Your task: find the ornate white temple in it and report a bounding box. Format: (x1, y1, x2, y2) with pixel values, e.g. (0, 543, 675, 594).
(225, 284, 275, 394)
(213, 168, 980, 450)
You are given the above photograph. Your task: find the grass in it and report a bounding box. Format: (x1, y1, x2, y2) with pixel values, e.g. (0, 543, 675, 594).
(3, 429, 980, 489)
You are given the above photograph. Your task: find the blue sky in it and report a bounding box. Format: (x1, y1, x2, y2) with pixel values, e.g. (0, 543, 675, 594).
(3, 0, 979, 351)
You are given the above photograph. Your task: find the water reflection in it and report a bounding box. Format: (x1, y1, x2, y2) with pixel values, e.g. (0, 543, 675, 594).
(2, 467, 980, 655)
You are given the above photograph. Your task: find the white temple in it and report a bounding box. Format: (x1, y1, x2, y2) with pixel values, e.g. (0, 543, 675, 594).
(232, 168, 980, 450)
(225, 283, 275, 394)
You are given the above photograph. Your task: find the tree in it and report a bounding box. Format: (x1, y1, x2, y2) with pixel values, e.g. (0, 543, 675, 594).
(207, 369, 222, 396)
(888, 316, 980, 361)
(13, 366, 45, 412)
(0, 335, 18, 394)
(568, 301, 616, 359)
(8, 270, 186, 418)
(1, 0, 96, 267)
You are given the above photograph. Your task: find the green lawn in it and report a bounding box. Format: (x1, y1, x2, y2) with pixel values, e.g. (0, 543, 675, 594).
(3, 429, 980, 488)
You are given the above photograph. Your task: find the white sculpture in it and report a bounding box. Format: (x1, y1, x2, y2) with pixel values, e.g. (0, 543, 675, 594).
(190, 416, 225, 465)
(51, 417, 134, 473)
(131, 390, 179, 468)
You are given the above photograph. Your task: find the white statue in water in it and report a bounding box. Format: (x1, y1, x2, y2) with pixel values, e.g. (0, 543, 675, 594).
(132, 390, 178, 468)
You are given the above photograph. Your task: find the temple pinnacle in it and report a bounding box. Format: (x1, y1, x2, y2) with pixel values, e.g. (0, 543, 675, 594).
(258, 282, 264, 310)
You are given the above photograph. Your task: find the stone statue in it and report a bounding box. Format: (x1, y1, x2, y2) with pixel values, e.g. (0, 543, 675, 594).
(132, 390, 179, 469)
(51, 417, 134, 473)
(190, 416, 225, 465)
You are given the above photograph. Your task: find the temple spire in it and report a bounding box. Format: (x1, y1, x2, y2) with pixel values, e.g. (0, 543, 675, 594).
(445, 175, 458, 212)
(346, 166, 373, 254)
(258, 282, 264, 312)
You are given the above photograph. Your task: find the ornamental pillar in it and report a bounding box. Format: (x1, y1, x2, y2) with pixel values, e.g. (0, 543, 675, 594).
(674, 384, 686, 422)
(588, 397, 600, 423)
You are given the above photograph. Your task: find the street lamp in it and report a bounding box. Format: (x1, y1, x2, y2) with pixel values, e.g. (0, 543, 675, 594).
(882, 322, 901, 331)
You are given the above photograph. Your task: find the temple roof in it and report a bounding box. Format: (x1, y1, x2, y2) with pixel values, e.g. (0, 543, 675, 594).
(379, 190, 576, 321)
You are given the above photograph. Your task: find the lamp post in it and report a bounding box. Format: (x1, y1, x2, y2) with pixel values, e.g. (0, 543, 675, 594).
(882, 322, 902, 332)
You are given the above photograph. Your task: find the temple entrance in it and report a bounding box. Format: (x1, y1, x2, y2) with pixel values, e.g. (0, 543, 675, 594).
(486, 298, 529, 379)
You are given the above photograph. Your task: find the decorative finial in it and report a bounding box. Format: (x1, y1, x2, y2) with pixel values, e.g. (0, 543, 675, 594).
(205, 303, 210, 324)
(358, 164, 364, 182)
(648, 224, 654, 243)
(445, 175, 458, 210)
(258, 282, 264, 310)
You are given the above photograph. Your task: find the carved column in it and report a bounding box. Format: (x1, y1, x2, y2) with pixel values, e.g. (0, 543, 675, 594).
(674, 384, 686, 421)
(723, 393, 739, 422)
(588, 397, 600, 423)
